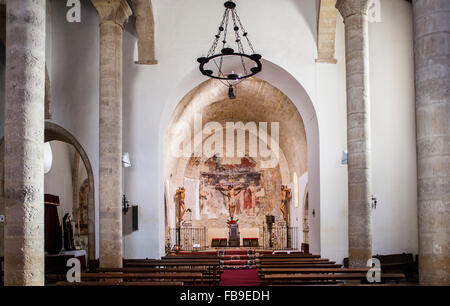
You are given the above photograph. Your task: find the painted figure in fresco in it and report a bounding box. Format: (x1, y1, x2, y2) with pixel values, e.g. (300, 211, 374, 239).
(216, 184, 245, 219)
(243, 188, 253, 210)
(176, 187, 186, 224)
(280, 185, 291, 222)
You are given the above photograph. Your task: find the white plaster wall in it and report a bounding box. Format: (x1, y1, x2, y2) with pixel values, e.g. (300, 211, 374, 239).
(44, 141, 75, 221)
(369, 0, 418, 256)
(47, 0, 100, 257)
(317, 12, 349, 264)
(8, 0, 418, 263)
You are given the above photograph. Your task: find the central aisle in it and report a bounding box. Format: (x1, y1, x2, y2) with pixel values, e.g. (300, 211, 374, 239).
(219, 269, 261, 286)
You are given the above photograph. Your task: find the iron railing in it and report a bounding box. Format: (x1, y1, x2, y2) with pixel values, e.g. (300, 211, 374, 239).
(262, 225, 299, 250)
(169, 227, 207, 251)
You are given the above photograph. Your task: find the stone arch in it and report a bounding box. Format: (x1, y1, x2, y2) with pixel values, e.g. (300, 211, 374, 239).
(0, 122, 96, 260)
(164, 76, 316, 251)
(159, 60, 320, 256)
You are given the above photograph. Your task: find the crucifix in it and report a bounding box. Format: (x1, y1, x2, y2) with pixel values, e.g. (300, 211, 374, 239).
(215, 183, 246, 219)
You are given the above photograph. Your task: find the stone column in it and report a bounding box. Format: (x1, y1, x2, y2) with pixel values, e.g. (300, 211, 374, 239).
(4, 0, 46, 285)
(91, 0, 131, 268)
(412, 0, 450, 285)
(336, 0, 372, 268)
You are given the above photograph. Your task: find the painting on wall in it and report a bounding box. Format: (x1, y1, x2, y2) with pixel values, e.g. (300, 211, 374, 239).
(199, 155, 264, 220)
(75, 178, 89, 235)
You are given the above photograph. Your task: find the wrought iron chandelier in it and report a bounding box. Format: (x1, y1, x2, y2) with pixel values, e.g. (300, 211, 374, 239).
(197, 0, 262, 99)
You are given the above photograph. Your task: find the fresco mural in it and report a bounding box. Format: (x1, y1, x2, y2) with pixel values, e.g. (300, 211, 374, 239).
(181, 153, 283, 245)
(199, 155, 265, 220)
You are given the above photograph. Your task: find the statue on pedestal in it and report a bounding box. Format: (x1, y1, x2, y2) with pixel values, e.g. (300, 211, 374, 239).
(175, 187, 186, 225)
(280, 185, 291, 223)
(63, 213, 75, 251)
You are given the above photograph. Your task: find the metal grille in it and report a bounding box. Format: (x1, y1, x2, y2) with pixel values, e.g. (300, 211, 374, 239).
(169, 227, 207, 251)
(262, 225, 299, 250)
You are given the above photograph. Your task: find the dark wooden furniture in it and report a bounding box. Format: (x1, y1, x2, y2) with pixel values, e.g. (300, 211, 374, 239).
(343, 253, 418, 281)
(243, 238, 259, 247)
(56, 281, 184, 286)
(211, 238, 227, 247)
(262, 273, 405, 285)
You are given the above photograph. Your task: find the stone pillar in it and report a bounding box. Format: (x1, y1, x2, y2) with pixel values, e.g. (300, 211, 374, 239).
(4, 0, 46, 285)
(412, 0, 450, 285)
(336, 0, 372, 268)
(91, 0, 131, 268)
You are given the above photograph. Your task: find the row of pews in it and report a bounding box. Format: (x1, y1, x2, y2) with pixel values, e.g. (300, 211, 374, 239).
(51, 251, 408, 286)
(55, 256, 222, 286)
(256, 253, 407, 286)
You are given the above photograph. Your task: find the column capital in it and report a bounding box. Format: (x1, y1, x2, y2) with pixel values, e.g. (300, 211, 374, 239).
(91, 0, 132, 26)
(336, 0, 370, 19)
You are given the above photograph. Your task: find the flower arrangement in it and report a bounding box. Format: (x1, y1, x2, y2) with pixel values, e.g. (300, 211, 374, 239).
(227, 218, 239, 225)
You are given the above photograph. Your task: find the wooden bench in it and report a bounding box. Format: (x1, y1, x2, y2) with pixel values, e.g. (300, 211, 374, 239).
(258, 258, 334, 262)
(162, 255, 220, 260)
(123, 260, 222, 283)
(257, 254, 321, 259)
(95, 267, 221, 285)
(260, 268, 370, 274)
(79, 272, 206, 285)
(262, 273, 406, 286)
(258, 261, 336, 266)
(56, 281, 184, 286)
(344, 253, 418, 281)
(259, 263, 343, 269)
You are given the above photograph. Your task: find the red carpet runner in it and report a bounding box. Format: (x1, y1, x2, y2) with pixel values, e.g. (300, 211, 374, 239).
(220, 269, 261, 286)
(218, 249, 256, 269)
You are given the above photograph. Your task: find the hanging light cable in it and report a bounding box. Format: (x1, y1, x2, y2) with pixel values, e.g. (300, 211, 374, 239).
(197, 0, 262, 99)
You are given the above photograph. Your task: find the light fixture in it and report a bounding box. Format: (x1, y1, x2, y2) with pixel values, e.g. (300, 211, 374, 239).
(122, 152, 131, 214)
(122, 152, 131, 168)
(341, 150, 348, 165)
(371, 196, 378, 209)
(197, 0, 262, 99)
(44, 142, 53, 174)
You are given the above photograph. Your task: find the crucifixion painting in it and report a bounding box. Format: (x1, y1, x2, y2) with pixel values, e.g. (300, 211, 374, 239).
(215, 183, 247, 219)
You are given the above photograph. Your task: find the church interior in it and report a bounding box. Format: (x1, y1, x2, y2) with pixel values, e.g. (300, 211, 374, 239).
(0, 0, 448, 288)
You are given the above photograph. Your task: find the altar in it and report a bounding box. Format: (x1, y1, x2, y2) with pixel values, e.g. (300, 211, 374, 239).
(228, 223, 240, 247)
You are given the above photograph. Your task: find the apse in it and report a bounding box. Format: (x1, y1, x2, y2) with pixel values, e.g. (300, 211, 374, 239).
(165, 77, 310, 251)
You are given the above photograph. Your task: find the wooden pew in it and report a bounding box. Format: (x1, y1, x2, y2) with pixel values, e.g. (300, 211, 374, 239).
(262, 273, 406, 286)
(257, 254, 321, 259)
(95, 267, 220, 285)
(257, 259, 333, 263)
(57, 281, 183, 286)
(344, 253, 418, 281)
(162, 255, 220, 260)
(80, 272, 205, 286)
(258, 261, 337, 266)
(260, 268, 370, 274)
(123, 260, 222, 285)
(98, 267, 210, 273)
(258, 263, 343, 269)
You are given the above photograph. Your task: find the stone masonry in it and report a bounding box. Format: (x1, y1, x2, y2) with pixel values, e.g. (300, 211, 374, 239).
(336, 0, 372, 268)
(91, 0, 132, 269)
(4, 0, 46, 285)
